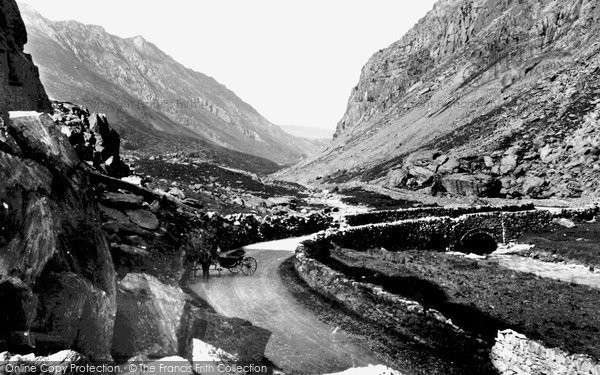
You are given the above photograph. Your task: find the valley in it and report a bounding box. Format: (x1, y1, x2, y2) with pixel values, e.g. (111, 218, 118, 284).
(2, 0, 600, 374)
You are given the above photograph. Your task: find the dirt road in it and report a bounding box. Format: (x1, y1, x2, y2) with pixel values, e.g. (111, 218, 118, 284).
(189, 238, 385, 374)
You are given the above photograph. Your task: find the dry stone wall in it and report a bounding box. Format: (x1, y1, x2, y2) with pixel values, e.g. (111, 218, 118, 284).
(491, 330, 600, 375)
(298, 206, 600, 374)
(328, 210, 554, 252)
(345, 204, 535, 227)
(207, 211, 334, 251)
(294, 242, 483, 353)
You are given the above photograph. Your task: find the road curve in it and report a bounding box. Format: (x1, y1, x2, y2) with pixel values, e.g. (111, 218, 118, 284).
(189, 237, 385, 374)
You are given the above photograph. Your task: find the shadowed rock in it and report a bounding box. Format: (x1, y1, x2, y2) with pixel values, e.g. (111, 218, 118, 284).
(0, 112, 116, 360)
(0, 0, 50, 113)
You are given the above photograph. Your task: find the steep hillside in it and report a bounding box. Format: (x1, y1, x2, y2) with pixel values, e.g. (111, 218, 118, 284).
(280, 0, 600, 199)
(19, 3, 322, 166)
(0, 0, 49, 112)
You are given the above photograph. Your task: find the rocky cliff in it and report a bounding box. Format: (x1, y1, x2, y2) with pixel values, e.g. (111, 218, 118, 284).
(20, 4, 324, 166)
(0, 0, 49, 112)
(280, 0, 600, 199)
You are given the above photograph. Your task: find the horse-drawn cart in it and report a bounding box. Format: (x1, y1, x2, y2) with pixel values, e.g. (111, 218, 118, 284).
(216, 248, 258, 276)
(194, 248, 257, 278)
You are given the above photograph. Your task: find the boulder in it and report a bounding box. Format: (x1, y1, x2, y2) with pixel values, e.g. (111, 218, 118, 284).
(101, 192, 144, 208)
(483, 156, 495, 168)
(499, 154, 518, 174)
(385, 168, 408, 188)
(241, 195, 267, 208)
(99, 204, 131, 224)
(112, 273, 191, 360)
(126, 209, 159, 230)
(193, 311, 271, 363)
(33, 273, 115, 361)
(522, 176, 545, 195)
(437, 157, 460, 174)
(539, 145, 556, 163)
(407, 166, 436, 187)
(167, 187, 186, 200)
(441, 173, 501, 197)
(555, 218, 576, 228)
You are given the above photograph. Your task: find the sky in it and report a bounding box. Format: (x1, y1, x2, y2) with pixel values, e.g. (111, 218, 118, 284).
(21, 0, 437, 132)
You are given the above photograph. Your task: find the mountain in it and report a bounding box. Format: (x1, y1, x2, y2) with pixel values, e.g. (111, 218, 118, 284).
(280, 0, 600, 199)
(19, 3, 322, 167)
(280, 125, 335, 141)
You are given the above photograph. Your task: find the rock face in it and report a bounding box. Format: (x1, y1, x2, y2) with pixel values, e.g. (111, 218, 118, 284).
(113, 273, 272, 363)
(279, 0, 600, 199)
(112, 273, 190, 360)
(441, 173, 501, 197)
(52, 102, 130, 177)
(0, 112, 116, 360)
(20, 4, 325, 166)
(0, 0, 50, 113)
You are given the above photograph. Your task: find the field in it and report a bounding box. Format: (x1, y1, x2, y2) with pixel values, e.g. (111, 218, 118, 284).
(518, 220, 600, 267)
(325, 247, 600, 359)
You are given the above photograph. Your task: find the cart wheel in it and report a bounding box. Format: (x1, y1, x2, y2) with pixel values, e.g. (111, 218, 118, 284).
(228, 263, 241, 274)
(241, 257, 257, 276)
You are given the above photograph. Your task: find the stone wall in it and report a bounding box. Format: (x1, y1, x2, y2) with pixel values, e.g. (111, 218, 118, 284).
(207, 211, 334, 251)
(294, 242, 483, 353)
(326, 210, 554, 252)
(299, 206, 600, 374)
(491, 330, 600, 375)
(345, 204, 535, 227)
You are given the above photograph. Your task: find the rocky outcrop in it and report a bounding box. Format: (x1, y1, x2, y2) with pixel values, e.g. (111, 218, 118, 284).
(112, 273, 191, 360)
(52, 102, 130, 178)
(113, 272, 271, 363)
(279, 0, 600, 199)
(0, 112, 116, 360)
(0, 0, 50, 113)
(2, 3, 116, 361)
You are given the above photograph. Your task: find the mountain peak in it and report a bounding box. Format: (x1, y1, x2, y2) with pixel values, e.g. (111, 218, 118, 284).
(21, 4, 327, 165)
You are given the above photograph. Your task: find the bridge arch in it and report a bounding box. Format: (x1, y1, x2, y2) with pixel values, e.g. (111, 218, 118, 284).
(455, 228, 498, 255)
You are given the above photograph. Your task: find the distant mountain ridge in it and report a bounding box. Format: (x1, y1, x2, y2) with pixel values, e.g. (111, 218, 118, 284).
(280, 125, 334, 141)
(19, 3, 323, 166)
(279, 0, 600, 199)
